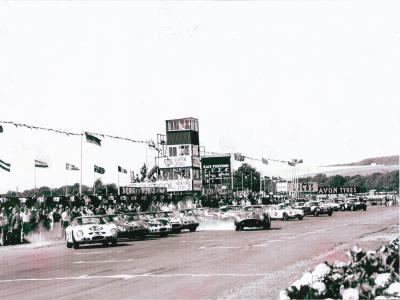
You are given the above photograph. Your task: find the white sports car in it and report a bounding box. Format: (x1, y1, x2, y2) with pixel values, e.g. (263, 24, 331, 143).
(65, 216, 118, 249)
(267, 203, 304, 220)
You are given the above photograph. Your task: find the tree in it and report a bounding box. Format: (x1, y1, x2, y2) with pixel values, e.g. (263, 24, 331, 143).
(233, 163, 261, 192)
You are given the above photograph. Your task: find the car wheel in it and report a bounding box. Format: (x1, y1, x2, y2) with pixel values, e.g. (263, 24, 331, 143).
(363, 207, 367, 211)
(66, 238, 72, 248)
(314, 210, 319, 217)
(235, 223, 240, 231)
(328, 211, 333, 216)
(298, 216, 303, 220)
(160, 232, 168, 237)
(283, 213, 289, 221)
(175, 228, 182, 234)
(189, 226, 197, 232)
(111, 239, 117, 247)
(72, 233, 79, 249)
(73, 240, 79, 249)
(103, 241, 109, 246)
(138, 233, 146, 240)
(263, 221, 271, 230)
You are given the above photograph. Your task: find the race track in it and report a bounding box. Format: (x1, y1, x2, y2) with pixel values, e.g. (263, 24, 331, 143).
(0, 206, 398, 300)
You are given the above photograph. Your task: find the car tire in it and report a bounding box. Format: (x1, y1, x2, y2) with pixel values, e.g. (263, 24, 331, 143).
(283, 213, 289, 221)
(298, 216, 303, 220)
(66, 240, 72, 248)
(160, 232, 168, 237)
(73, 241, 79, 249)
(189, 226, 197, 232)
(314, 210, 319, 217)
(263, 221, 271, 230)
(111, 239, 117, 247)
(363, 207, 367, 211)
(328, 211, 333, 216)
(103, 241, 109, 246)
(235, 224, 240, 231)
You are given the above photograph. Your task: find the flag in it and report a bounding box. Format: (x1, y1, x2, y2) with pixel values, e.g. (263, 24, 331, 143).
(262, 158, 269, 165)
(66, 163, 79, 171)
(85, 132, 101, 146)
(35, 159, 49, 168)
(0, 125, 3, 133)
(0, 159, 10, 172)
(118, 166, 127, 173)
(148, 140, 156, 149)
(94, 165, 105, 174)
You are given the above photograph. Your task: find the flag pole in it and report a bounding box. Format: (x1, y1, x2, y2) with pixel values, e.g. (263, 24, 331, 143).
(93, 167, 95, 195)
(65, 166, 68, 196)
(80, 133, 83, 195)
(34, 161, 37, 190)
(118, 169, 120, 196)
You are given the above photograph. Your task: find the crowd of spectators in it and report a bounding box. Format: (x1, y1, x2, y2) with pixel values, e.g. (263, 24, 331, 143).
(0, 194, 203, 246)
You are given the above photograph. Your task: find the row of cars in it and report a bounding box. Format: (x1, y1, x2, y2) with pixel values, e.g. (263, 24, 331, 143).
(224, 199, 368, 231)
(65, 210, 199, 249)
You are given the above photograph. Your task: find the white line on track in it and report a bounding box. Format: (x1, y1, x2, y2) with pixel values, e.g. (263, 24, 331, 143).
(74, 259, 134, 264)
(75, 250, 124, 255)
(180, 240, 222, 243)
(0, 273, 273, 283)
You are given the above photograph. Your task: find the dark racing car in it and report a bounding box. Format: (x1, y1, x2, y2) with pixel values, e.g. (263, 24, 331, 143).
(102, 214, 149, 240)
(178, 209, 200, 232)
(234, 205, 271, 231)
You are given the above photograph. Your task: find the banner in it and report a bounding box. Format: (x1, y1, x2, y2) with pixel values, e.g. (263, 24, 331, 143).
(318, 186, 360, 194)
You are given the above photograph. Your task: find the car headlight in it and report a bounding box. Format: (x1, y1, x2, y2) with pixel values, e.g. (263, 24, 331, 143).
(77, 230, 83, 237)
(111, 228, 117, 235)
(118, 226, 126, 231)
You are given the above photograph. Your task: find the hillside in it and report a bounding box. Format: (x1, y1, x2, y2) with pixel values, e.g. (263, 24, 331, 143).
(328, 155, 399, 167)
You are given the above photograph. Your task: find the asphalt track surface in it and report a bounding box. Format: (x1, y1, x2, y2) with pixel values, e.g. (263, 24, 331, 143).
(0, 206, 398, 300)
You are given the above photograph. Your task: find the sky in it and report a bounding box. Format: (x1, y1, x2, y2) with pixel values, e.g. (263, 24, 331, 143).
(0, 1, 399, 193)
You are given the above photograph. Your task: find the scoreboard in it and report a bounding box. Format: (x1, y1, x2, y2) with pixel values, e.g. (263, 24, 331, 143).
(201, 155, 232, 189)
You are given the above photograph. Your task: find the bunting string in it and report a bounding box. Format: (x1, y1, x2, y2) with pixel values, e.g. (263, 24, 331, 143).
(0, 120, 149, 144)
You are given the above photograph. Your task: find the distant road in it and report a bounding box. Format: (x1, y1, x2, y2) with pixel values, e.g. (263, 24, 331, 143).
(0, 206, 398, 300)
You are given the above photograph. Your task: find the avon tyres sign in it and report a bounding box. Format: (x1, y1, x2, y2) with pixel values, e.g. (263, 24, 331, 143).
(318, 186, 360, 194)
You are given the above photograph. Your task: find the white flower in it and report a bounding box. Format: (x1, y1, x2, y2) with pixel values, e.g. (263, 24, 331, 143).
(332, 273, 343, 281)
(334, 261, 347, 268)
(279, 289, 290, 300)
(342, 288, 359, 300)
(312, 263, 331, 281)
(352, 245, 363, 254)
(312, 281, 326, 295)
(375, 273, 391, 287)
(385, 282, 400, 296)
(291, 279, 302, 291)
(291, 272, 313, 290)
(300, 272, 313, 286)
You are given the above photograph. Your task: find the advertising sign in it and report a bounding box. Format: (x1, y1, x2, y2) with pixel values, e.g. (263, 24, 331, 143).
(318, 186, 360, 194)
(297, 182, 318, 192)
(159, 156, 197, 168)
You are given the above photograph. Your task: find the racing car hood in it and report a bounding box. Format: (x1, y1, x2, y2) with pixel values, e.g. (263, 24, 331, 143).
(235, 211, 264, 221)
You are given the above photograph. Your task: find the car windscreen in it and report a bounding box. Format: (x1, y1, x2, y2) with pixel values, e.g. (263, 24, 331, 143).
(158, 212, 175, 218)
(77, 217, 104, 225)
